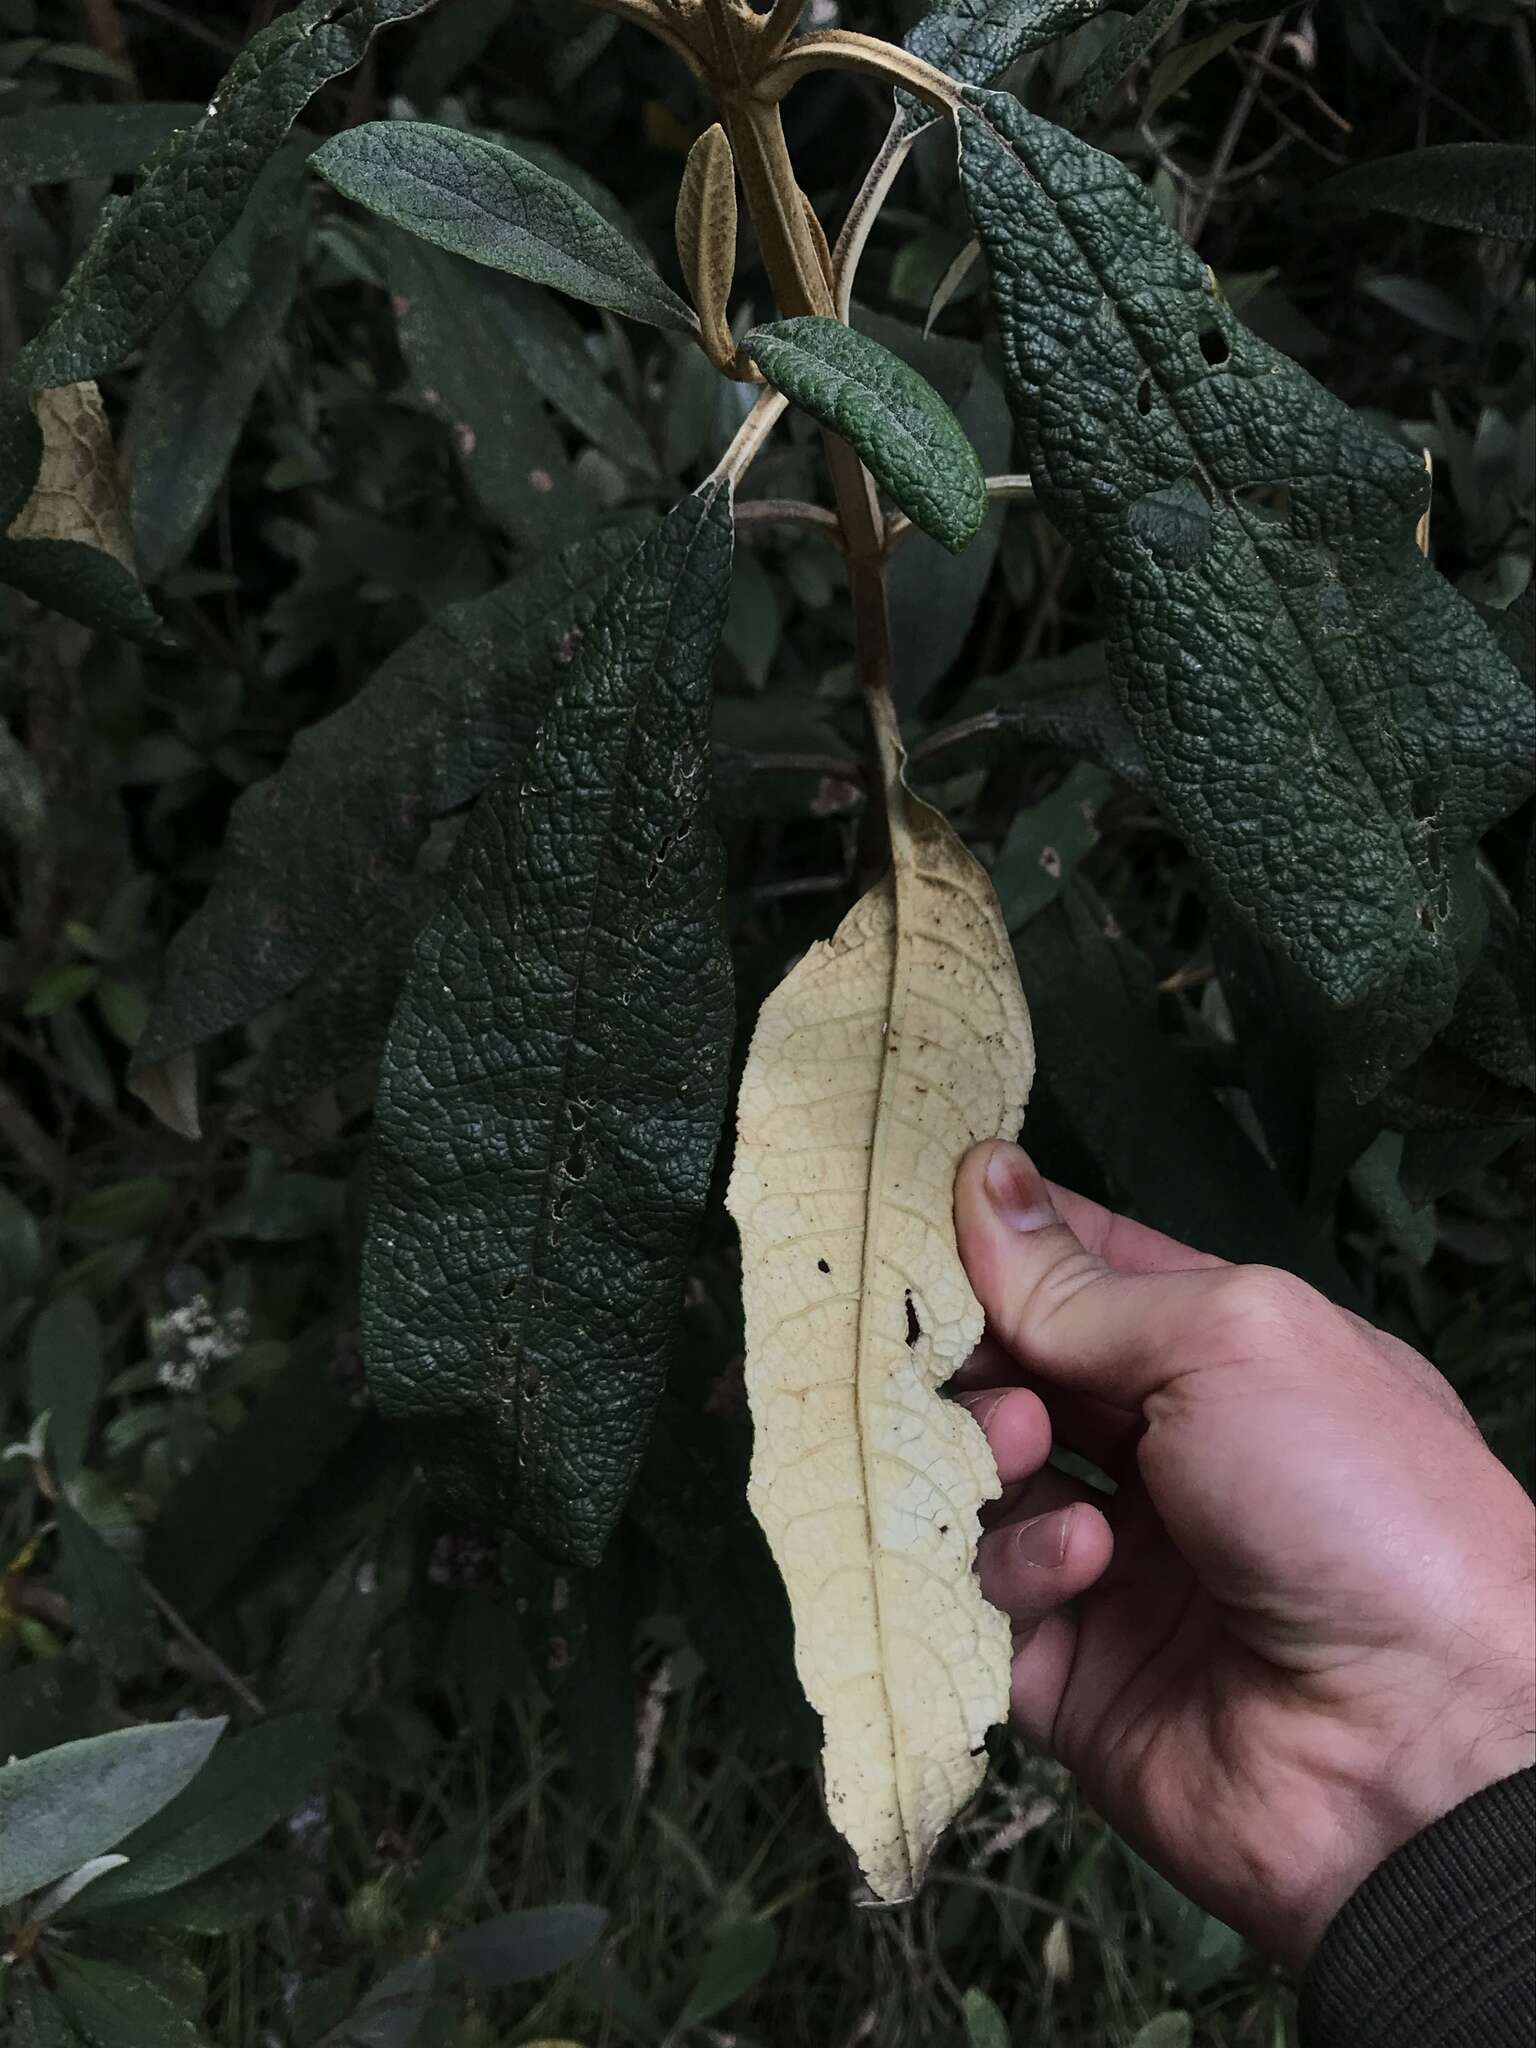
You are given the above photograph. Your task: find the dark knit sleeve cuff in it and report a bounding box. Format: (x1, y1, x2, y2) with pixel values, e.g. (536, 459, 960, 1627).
(1300, 1765, 1535, 2048)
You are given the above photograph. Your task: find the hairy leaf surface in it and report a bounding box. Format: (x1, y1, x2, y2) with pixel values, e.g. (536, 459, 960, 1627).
(728, 737, 1032, 1900)
(748, 318, 985, 553)
(956, 92, 1533, 1091)
(363, 485, 735, 1564)
(134, 519, 651, 1089)
(312, 121, 699, 334)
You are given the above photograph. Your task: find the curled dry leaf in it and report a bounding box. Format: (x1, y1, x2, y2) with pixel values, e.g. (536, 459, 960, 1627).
(675, 122, 739, 374)
(6, 383, 135, 568)
(728, 697, 1034, 1901)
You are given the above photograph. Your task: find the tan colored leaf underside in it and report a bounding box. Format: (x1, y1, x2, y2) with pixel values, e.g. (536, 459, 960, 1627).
(729, 776, 1034, 1901)
(7, 382, 135, 567)
(675, 122, 739, 374)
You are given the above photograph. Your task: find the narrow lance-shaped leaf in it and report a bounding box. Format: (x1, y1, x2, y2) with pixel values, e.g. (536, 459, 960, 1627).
(955, 91, 1534, 1094)
(132, 517, 653, 1115)
(747, 318, 986, 553)
(312, 121, 700, 335)
(727, 699, 1033, 1901)
(363, 484, 736, 1565)
(1314, 143, 1536, 242)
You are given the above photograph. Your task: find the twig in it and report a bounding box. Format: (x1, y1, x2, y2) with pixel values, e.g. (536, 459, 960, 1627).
(1186, 18, 1283, 245)
(733, 497, 845, 545)
(709, 387, 789, 487)
(832, 114, 914, 322)
(141, 1573, 267, 1717)
(885, 476, 1034, 555)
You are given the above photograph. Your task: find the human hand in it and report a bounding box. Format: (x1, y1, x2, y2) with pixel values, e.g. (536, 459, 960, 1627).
(951, 1141, 1536, 1969)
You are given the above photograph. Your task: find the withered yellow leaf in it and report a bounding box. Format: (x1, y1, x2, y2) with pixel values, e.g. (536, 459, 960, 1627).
(7, 382, 135, 568)
(675, 123, 739, 374)
(728, 721, 1034, 1901)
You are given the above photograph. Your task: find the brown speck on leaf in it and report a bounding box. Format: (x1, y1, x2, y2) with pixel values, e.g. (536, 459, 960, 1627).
(529, 467, 555, 494)
(391, 294, 411, 319)
(817, 1257, 830, 1274)
(454, 422, 477, 457)
(1039, 846, 1062, 878)
(421, 385, 440, 408)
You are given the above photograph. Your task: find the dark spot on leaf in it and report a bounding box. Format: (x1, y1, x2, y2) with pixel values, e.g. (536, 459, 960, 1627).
(1127, 477, 1212, 568)
(817, 1258, 830, 1274)
(905, 1292, 921, 1347)
(1135, 374, 1152, 416)
(1233, 480, 1291, 527)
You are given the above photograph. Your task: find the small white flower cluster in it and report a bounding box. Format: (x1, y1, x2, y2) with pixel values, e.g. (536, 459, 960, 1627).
(151, 1295, 250, 1393)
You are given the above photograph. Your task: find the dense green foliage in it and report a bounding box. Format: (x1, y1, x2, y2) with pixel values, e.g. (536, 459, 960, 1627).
(0, 2, 1531, 2043)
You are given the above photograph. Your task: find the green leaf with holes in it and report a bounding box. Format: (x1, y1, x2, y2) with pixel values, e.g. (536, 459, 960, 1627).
(311, 120, 699, 333)
(956, 91, 1534, 1094)
(362, 484, 735, 1565)
(746, 318, 985, 553)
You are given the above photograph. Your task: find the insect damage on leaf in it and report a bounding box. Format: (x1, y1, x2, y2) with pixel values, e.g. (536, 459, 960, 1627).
(728, 705, 1033, 1901)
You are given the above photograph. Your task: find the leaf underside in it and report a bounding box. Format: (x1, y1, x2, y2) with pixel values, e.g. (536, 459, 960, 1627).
(955, 90, 1534, 1094)
(363, 485, 736, 1565)
(728, 783, 1033, 1900)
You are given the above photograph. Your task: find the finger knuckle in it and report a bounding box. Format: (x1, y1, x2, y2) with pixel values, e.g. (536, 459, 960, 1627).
(1205, 1262, 1315, 1343)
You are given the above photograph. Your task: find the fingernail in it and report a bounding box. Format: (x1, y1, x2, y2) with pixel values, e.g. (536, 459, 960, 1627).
(985, 1144, 1058, 1233)
(1014, 1508, 1071, 1570)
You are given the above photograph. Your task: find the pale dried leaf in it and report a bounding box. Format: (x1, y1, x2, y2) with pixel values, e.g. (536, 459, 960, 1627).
(729, 740, 1033, 1901)
(6, 383, 135, 568)
(676, 123, 738, 373)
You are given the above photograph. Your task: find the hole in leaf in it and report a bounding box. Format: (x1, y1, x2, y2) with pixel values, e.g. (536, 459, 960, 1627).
(1135, 375, 1153, 416)
(1232, 481, 1292, 527)
(904, 1292, 921, 1347)
(1197, 320, 1231, 367)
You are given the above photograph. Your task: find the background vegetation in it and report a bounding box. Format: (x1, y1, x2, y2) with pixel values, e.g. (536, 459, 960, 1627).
(1, 2, 1531, 2044)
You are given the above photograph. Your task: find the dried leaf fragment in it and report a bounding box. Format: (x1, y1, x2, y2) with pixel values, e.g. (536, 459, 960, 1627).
(6, 383, 134, 568)
(728, 713, 1034, 1900)
(675, 123, 739, 373)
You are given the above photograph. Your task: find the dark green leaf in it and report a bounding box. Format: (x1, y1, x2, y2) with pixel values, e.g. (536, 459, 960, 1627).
(957, 93, 1534, 1092)
(900, 0, 1122, 136)
(22, 0, 437, 392)
(49, 1954, 209, 2048)
(364, 484, 735, 1562)
(1348, 1131, 1436, 1265)
(76, 1713, 337, 1913)
(1315, 143, 1536, 242)
(0, 103, 202, 183)
(926, 641, 1150, 787)
(0, 535, 170, 648)
(27, 1294, 102, 1481)
(9, 1983, 86, 2048)
(128, 155, 307, 576)
(82, 1853, 295, 1935)
(1061, 0, 1188, 126)
(887, 362, 1011, 709)
(962, 1987, 1010, 2048)
(990, 762, 1117, 926)
(0, 1718, 224, 1908)
(746, 317, 986, 552)
(438, 1904, 606, 1987)
(271, 1541, 404, 1711)
(679, 1917, 778, 2026)
(312, 120, 698, 334)
(387, 234, 588, 546)
(317, 1955, 434, 2048)
(1016, 884, 1347, 1289)
(55, 1504, 155, 1681)
(134, 518, 652, 1082)
(63, 1178, 173, 1238)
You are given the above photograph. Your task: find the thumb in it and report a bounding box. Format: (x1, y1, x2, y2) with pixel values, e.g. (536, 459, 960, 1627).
(954, 1141, 1194, 1409)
